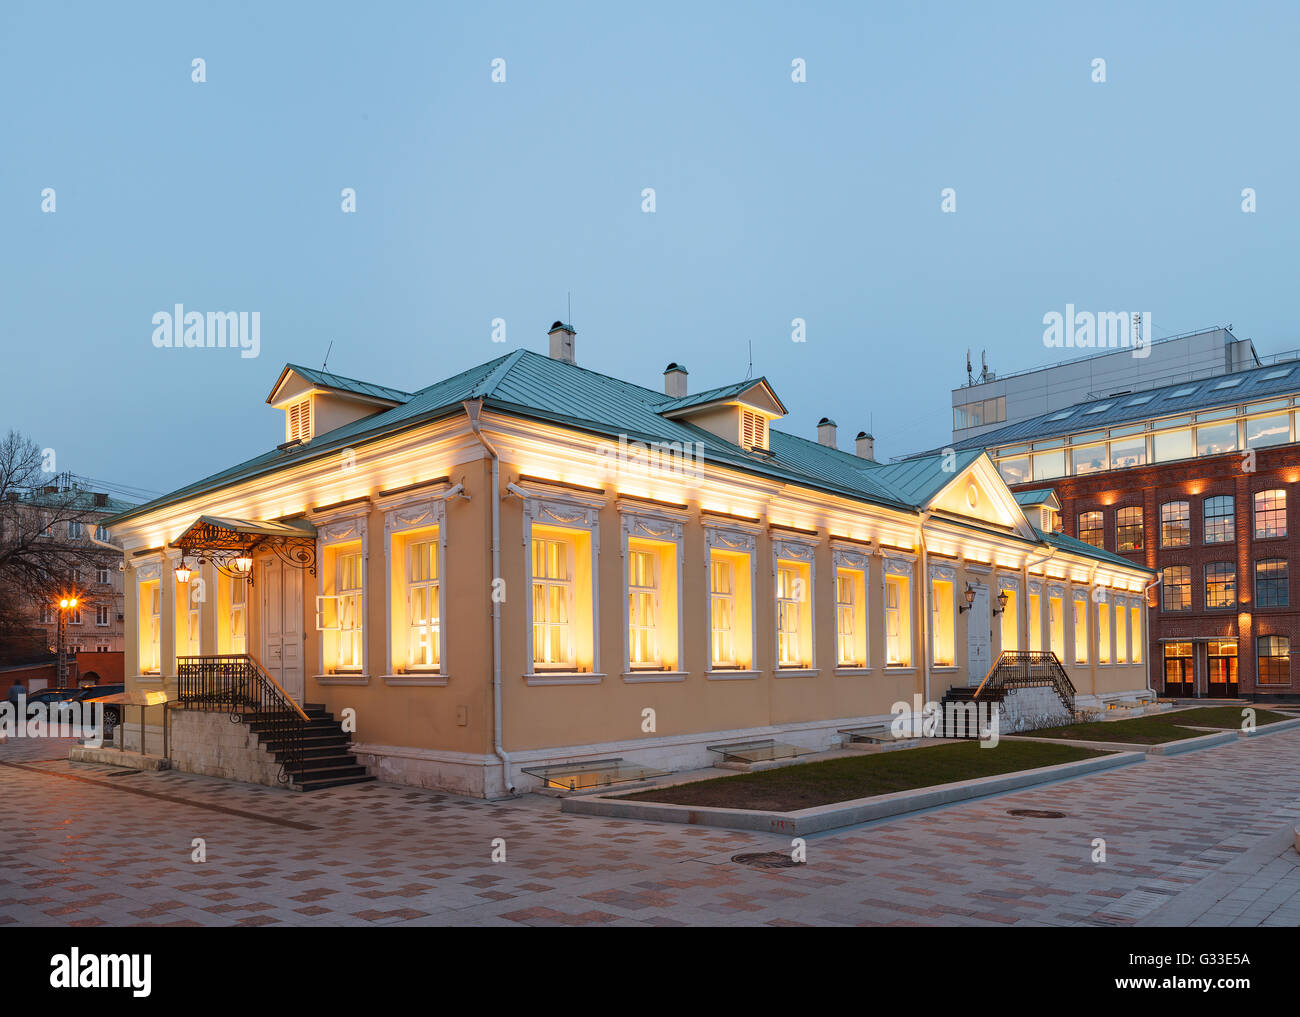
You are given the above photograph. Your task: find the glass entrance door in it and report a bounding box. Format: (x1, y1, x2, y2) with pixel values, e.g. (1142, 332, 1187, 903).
(1163, 642, 1194, 697)
(1207, 640, 1239, 698)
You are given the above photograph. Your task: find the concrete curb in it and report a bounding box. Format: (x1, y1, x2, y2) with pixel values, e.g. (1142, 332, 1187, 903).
(1003, 729, 1240, 755)
(561, 750, 1145, 835)
(69, 745, 171, 770)
(1237, 717, 1300, 738)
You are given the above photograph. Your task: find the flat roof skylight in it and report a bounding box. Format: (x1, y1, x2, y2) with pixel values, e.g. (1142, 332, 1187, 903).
(1047, 410, 1073, 421)
(1213, 377, 1244, 389)
(1263, 367, 1294, 380)
(1167, 386, 1197, 398)
(1082, 402, 1114, 415)
(1126, 393, 1155, 405)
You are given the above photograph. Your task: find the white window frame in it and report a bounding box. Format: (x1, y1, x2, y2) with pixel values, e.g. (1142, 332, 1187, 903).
(832, 545, 870, 671)
(522, 492, 602, 679)
(620, 508, 685, 678)
(1073, 590, 1090, 664)
(135, 560, 163, 676)
(96, 604, 110, 627)
(883, 556, 915, 669)
(772, 537, 816, 672)
(705, 524, 759, 676)
(998, 575, 1020, 653)
(314, 512, 370, 676)
(380, 492, 448, 681)
(929, 563, 957, 668)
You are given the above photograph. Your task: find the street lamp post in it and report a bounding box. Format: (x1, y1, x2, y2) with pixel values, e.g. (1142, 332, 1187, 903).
(56, 596, 78, 689)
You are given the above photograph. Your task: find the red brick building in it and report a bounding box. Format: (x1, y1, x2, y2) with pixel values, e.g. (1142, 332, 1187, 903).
(944, 355, 1300, 700)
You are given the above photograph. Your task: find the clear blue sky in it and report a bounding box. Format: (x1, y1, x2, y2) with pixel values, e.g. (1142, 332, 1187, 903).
(2, 0, 1296, 499)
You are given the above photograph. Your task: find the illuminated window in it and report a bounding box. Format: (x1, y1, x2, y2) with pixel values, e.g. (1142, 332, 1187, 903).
(884, 565, 912, 667)
(1258, 635, 1291, 685)
(1077, 510, 1104, 548)
(1073, 594, 1088, 664)
(139, 579, 161, 674)
(999, 582, 1019, 652)
(1203, 496, 1234, 544)
(1097, 597, 1111, 664)
(532, 537, 573, 669)
(176, 576, 200, 658)
(1115, 599, 1128, 663)
(1049, 592, 1065, 659)
(775, 559, 812, 668)
(1027, 588, 1042, 652)
(996, 457, 1029, 485)
(1110, 436, 1147, 470)
(317, 543, 363, 671)
(406, 537, 440, 669)
(1153, 428, 1194, 463)
(1116, 506, 1143, 551)
(1255, 558, 1289, 608)
(710, 558, 736, 667)
(219, 573, 247, 655)
(1254, 490, 1287, 539)
(930, 574, 955, 667)
(627, 549, 660, 668)
(835, 564, 868, 667)
(1204, 562, 1236, 609)
(1160, 501, 1190, 547)
(1130, 604, 1143, 663)
(1161, 566, 1190, 612)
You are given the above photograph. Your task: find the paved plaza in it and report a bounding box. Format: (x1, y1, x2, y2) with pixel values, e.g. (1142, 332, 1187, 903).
(2, 729, 1299, 927)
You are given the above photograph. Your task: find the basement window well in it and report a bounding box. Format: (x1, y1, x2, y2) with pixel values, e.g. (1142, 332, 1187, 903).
(520, 758, 671, 791)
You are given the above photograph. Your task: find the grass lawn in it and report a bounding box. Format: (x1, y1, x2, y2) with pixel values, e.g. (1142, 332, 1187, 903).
(624, 740, 1108, 813)
(1028, 705, 1290, 744)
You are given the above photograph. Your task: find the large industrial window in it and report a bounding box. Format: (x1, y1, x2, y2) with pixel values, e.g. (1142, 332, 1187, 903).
(1204, 562, 1236, 610)
(1077, 510, 1104, 549)
(1254, 490, 1287, 539)
(1257, 635, 1290, 685)
(1161, 566, 1191, 611)
(1116, 506, 1143, 552)
(1203, 496, 1234, 544)
(1160, 501, 1190, 547)
(1255, 558, 1289, 608)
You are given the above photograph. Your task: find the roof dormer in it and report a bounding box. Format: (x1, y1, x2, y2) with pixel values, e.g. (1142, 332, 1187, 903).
(267, 365, 411, 444)
(658, 378, 787, 452)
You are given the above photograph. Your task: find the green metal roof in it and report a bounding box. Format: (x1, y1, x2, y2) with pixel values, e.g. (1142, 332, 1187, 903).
(269, 363, 413, 405)
(101, 349, 1151, 574)
(1035, 527, 1154, 573)
(1013, 488, 1059, 507)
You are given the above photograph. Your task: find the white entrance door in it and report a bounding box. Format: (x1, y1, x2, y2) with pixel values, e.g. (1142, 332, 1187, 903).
(966, 583, 991, 687)
(260, 556, 305, 703)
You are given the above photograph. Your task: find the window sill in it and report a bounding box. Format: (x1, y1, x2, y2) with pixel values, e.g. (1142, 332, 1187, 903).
(382, 674, 449, 686)
(834, 667, 872, 677)
(622, 671, 688, 683)
(314, 673, 370, 686)
(133, 674, 164, 684)
(883, 666, 916, 674)
(706, 669, 760, 680)
(774, 667, 818, 678)
(524, 673, 606, 686)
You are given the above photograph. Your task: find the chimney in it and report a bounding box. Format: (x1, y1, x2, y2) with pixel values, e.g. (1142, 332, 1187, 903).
(663, 362, 688, 398)
(856, 431, 875, 461)
(817, 417, 837, 448)
(548, 321, 576, 364)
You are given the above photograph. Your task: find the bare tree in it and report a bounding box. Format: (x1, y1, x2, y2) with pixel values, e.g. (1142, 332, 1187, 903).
(0, 430, 109, 607)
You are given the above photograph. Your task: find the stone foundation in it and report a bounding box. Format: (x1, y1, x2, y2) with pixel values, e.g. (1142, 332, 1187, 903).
(166, 710, 287, 788)
(998, 684, 1073, 733)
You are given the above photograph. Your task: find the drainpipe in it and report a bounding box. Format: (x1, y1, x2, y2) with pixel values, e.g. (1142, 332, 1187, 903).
(463, 400, 515, 796)
(1141, 574, 1162, 701)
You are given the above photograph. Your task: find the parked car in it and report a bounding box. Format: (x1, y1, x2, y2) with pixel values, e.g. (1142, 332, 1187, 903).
(74, 684, 125, 738)
(25, 688, 81, 706)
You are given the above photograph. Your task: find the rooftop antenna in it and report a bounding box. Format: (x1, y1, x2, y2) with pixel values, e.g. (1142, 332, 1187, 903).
(322, 340, 334, 372)
(966, 348, 973, 386)
(567, 291, 572, 327)
(980, 349, 988, 382)
(746, 340, 753, 380)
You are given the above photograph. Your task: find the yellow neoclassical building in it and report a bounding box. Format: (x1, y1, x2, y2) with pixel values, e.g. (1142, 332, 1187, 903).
(104, 323, 1154, 795)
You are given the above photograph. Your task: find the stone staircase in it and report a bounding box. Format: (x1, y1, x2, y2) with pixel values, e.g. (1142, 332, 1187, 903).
(247, 702, 374, 791)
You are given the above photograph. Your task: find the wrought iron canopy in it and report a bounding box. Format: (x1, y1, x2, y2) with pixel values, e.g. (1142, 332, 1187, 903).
(170, 515, 317, 585)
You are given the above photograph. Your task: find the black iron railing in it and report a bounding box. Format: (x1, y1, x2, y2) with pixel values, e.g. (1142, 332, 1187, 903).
(176, 654, 307, 784)
(972, 650, 1076, 716)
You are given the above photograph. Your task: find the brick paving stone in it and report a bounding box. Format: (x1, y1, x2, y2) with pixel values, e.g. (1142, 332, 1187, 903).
(5, 732, 1300, 925)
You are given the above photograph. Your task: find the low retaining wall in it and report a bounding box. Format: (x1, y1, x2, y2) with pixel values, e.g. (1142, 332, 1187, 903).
(166, 710, 285, 788)
(563, 751, 1144, 835)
